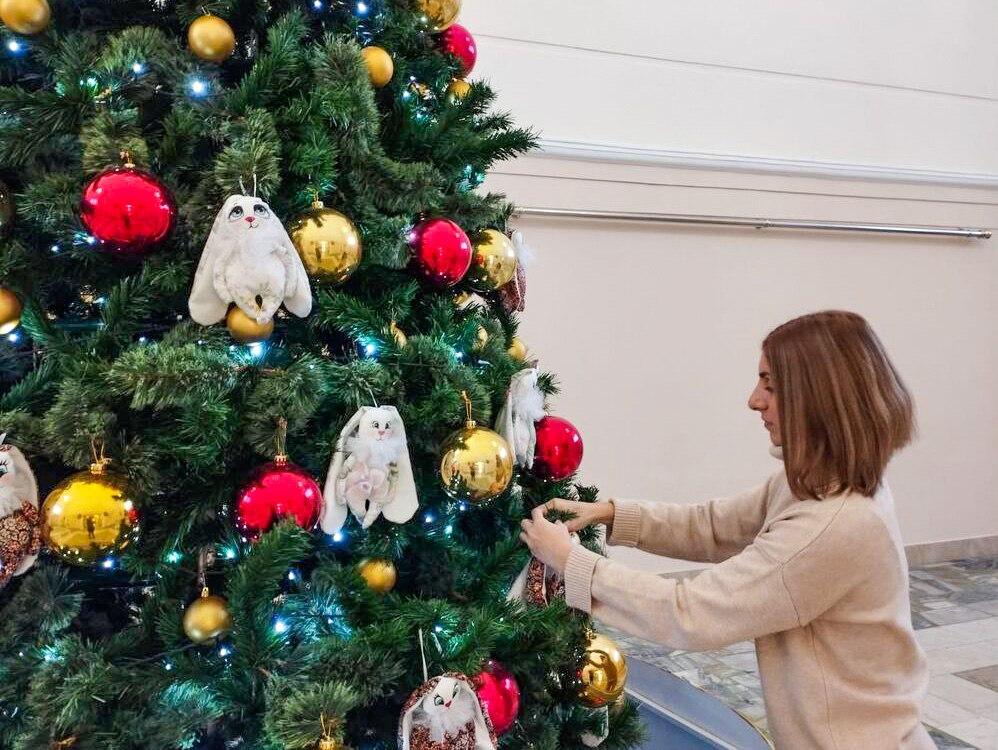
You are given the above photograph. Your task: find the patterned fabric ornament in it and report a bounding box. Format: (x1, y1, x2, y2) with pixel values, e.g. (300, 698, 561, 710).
(321, 406, 418, 533)
(189, 194, 312, 327)
(399, 673, 498, 750)
(497, 230, 533, 313)
(0, 433, 41, 588)
(495, 369, 545, 469)
(507, 534, 578, 607)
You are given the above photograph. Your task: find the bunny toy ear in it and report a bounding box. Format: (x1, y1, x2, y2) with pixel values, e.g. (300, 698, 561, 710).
(320, 407, 368, 534)
(398, 675, 440, 750)
(189, 195, 243, 325)
(8, 440, 40, 577)
(462, 677, 498, 750)
(379, 406, 419, 524)
(278, 223, 313, 318)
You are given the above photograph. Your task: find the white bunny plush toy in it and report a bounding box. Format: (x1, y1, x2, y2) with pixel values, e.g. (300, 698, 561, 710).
(188, 194, 312, 326)
(399, 673, 498, 750)
(0, 432, 42, 589)
(321, 406, 419, 533)
(496, 369, 545, 469)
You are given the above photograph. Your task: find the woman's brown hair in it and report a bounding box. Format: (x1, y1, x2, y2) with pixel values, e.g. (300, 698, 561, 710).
(763, 311, 915, 500)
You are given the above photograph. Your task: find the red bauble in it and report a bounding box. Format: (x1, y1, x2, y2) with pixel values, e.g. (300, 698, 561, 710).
(234, 459, 322, 540)
(80, 165, 176, 254)
(530, 416, 584, 481)
(474, 659, 521, 735)
(439, 23, 477, 77)
(408, 218, 472, 288)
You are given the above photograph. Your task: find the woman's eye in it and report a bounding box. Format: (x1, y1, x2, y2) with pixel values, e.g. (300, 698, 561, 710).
(253, 204, 269, 218)
(228, 205, 244, 220)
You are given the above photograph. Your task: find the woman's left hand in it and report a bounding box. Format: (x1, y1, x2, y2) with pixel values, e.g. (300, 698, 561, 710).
(520, 505, 574, 574)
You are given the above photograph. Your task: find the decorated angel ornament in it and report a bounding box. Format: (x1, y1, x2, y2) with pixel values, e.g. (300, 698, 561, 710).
(188, 194, 312, 326)
(321, 406, 418, 533)
(0, 433, 42, 588)
(399, 673, 498, 750)
(496, 369, 545, 469)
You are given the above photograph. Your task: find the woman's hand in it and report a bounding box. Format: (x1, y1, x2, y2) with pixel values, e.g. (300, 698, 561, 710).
(543, 498, 615, 533)
(519, 506, 574, 574)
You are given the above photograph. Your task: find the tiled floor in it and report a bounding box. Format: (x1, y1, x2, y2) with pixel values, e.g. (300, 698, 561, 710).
(606, 558, 998, 750)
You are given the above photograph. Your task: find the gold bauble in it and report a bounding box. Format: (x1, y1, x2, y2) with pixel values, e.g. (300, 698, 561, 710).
(289, 201, 362, 284)
(0, 288, 22, 335)
(389, 320, 408, 348)
(447, 78, 471, 102)
(469, 229, 517, 291)
(0, 179, 14, 238)
(358, 558, 397, 594)
(0, 0, 50, 34)
(42, 465, 141, 567)
(183, 589, 232, 644)
(361, 46, 394, 88)
(439, 420, 514, 503)
(416, 0, 461, 31)
(473, 325, 488, 351)
(226, 306, 273, 344)
(187, 14, 236, 63)
(507, 337, 527, 362)
(578, 632, 628, 708)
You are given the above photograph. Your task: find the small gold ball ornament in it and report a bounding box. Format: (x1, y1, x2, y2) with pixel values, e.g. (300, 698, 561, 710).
(578, 632, 628, 708)
(507, 337, 527, 362)
(187, 14, 236, 63)
(416, 0, 461, 31)
(470, 229, 517, 291)
(0, 288, 22, 335)
(0, 0, 50, 34)
(183, 587, 232, 644)
(358, 558, 397, 594)
(473, 325, 488, 351)
(289, 199, 362, 284)
(226, 305, 273, 344)
(42, 460, 141, 567)
(361, 46, 394, 88)
(440, 392, 514, 503)
(389, 320, 408, 348)
(447, 78, 471, 102)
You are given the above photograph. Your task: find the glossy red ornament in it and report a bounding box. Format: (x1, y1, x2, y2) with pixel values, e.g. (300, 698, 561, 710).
(439, 23, 477, 77)
(408, 218, 472, 288)
(530, 415, 584, 481)
(474, 659, 520, 735)
(80, 164, 176, 254)
(234, 459, 322, 540)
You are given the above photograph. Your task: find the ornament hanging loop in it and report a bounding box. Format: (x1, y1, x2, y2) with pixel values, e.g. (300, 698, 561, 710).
(418, 627, 429, 683)
(274, 417, 289, 465)
(197, 545, 214, 591)
(119, 150, 135, 168)
(89, 437, 110, 474)
(461, 390, 475, 427)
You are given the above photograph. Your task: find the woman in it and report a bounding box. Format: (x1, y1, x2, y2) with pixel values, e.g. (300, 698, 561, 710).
(520, 311, 932, 749)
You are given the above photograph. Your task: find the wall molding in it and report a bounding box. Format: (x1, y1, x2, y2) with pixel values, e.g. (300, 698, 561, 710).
(535, 138, 998, 189)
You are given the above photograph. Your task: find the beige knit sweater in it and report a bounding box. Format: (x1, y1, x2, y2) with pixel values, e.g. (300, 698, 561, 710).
(563, 453, 933, 749)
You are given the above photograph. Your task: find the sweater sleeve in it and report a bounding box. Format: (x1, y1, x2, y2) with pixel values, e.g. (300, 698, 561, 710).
(607, 476, 773, 563)
(565, 496, 878, 651)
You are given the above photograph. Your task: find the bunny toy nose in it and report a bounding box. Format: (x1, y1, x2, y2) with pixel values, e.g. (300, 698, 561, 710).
(444, 701, 452, 708)
(244, 216, 255, 223)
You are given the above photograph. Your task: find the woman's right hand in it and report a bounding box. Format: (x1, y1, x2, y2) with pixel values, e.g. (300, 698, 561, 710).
(543, 498, 615, 533)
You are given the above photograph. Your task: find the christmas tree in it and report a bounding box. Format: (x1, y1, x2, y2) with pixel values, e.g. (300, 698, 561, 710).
(0, 0, 644, 747)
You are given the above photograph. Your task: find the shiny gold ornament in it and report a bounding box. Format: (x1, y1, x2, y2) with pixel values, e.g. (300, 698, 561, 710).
(42, 462, 141, 567)
(473, 325, 488, 351)
(0, 0, 50, 34)
(187, 14, 236, 63)
(447, 78, 471, 102)
(0, 288, 22, 335)
(183, 587, 232, 644)
(289, 199, 362, 284)
(440, 391, 514, 503)
(469, 229, 517, 291)
(0, 179, 14, 238)
(578, 632, 628, 708)
(361, 45, 394, 88)
(417, 0, 461, 31)
(389, 320, 408, 348)
(507, 337, 527, 362)
(226, 305, 273, 344)
(358, 558, 397, 594)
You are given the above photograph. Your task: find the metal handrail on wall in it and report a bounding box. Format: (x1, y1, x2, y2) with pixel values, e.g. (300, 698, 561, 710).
(515, 207, 992, 240)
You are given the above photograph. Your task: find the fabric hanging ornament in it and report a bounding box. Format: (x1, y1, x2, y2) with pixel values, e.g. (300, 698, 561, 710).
(320, 406, 418, 534)
(0, 433, 41, 589)
(41, 440, 141, 566)
(235, 419, 322, 541)
(497, 230, 533, 314)
(399, 672, 498, 750)
(189, 193, 312, 328)
(507, 534, 579, 607)
(80, 151, 177, 254)
(439, 391, 514, 504)
(495, 369, 545, 469)
(438, 23, 477, 77)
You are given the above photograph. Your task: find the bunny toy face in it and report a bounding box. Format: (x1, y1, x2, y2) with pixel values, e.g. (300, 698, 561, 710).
(214, 196, 285, 255)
